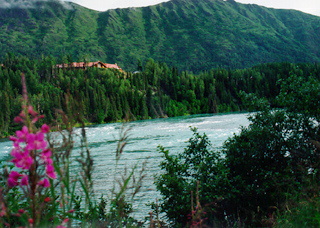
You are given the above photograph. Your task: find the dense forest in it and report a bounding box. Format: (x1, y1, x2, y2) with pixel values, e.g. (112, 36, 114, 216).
(1, 0, 320, 71)
(1, 53, 320, 138)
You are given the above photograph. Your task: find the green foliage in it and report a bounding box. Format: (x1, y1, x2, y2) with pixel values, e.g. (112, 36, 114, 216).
(277, 74, 320, 120)
(1, 0, 320, 71)
(156, 73, 320, 226)
(276, 197, 320, 228)
(223, 110, 318, 225)
(220, 73, 320, 225)
(155, 128, 228, 227)
(2, 55, 320, 138)
(239, 90, 270, 111)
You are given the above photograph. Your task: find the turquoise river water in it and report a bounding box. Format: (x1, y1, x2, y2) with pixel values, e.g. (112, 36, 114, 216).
(0, 112, 250, 221)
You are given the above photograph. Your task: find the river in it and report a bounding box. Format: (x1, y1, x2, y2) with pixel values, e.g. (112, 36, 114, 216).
(0, 112, 251, 222)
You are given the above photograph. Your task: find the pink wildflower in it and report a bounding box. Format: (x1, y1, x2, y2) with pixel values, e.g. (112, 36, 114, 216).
(26, 132, 47, 151)
(31, 116, 40, 124)
(20, 175, 29, 186)
(13, 110, 26, 124)
(10, 147, 21, 157)
(46, 164, 57, 179)
(7, 179, 18, 187)
(38, 178, 50, 188)
(8, 171, 21, 187)
(13, 116, 23, 123)
(11, 150, 33, 170)
(9, 136, 18, 142)
(27, 106, 38, 117)
(41, 124, 50, 133)
(16, 126, 29, 143)
(18, 209, 25, 214)
(18, 110, 26, 119)
(41, 149, 53, 165)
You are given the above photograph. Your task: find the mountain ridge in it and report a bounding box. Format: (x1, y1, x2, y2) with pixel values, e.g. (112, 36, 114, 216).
(0, 0, 319, 71)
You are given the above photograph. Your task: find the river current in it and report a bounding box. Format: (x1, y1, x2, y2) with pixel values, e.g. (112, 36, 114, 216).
(0, 112, 250, 221)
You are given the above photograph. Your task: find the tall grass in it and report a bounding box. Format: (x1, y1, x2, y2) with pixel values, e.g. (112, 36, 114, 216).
(0, 73, 147, 227)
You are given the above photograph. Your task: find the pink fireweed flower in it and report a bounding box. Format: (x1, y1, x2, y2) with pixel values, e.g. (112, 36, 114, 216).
(20, 175, 29, 186)
(13, 109, 27, 124)
(38, 178, 50, 188)
(41, 149, 53, 165)
(10, 147, 22, 158)
(26, 132, 47, 151)
(9, 136, 18, 142)
(41, 149, 52, 158)
(13, 116, 23, 123)
(16, 126, 29, 143)
(8, 171, 21, 187)
(18, 209, 25, 214)
(13, 111, 26, 123)
(46, 164, 57, 179)
(27, 105, 38, 117)
(41, 124, 50, 133)
(11, 150, 33, 170)
(31, 115, 45, 124)
(13, 142, 21, 151)
(9, 104, 54, 191)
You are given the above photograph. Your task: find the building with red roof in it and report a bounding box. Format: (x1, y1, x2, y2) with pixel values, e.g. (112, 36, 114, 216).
(56, 61, 123, 71)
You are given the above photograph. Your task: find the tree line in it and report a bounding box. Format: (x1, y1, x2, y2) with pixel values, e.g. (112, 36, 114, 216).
(1, 53, 320, 137)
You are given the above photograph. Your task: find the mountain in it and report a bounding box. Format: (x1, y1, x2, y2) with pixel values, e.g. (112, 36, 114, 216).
(0, 0, 320, 71)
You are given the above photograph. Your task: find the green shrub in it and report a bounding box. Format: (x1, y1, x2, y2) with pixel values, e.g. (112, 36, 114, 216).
(155, 128, 229, 227)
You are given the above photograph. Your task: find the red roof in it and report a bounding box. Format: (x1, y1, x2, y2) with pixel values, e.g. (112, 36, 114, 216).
(104, 63, 121, 69)
(56, 61, 122, 70)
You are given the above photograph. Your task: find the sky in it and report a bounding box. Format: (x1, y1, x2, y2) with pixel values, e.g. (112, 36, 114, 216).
(64, 0, 320, 16)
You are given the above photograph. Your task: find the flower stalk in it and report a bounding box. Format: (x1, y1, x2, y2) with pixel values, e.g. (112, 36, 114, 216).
(6, 73, 57, 226)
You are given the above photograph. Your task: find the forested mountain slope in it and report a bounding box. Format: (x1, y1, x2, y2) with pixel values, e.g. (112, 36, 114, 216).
(0, 0, 320, 71)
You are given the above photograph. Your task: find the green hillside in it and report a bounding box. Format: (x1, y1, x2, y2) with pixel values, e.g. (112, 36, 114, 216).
(0, 0, 320, 71)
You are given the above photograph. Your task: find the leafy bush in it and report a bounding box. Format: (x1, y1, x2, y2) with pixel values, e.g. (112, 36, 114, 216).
(155, 128, 229, 227)
(223, 109, 319, 226)
(155, 73, 320, 227)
